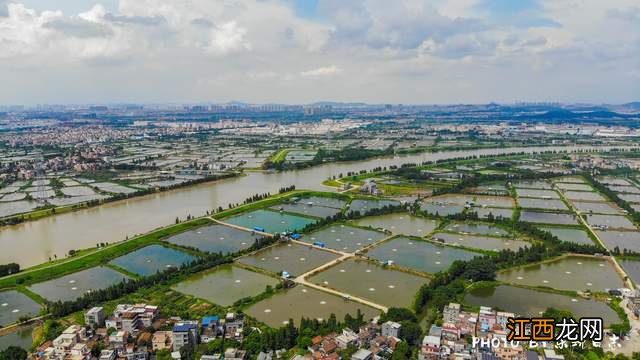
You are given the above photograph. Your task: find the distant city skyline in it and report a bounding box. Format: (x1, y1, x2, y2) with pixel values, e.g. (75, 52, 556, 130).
(0, 0, 638, 105)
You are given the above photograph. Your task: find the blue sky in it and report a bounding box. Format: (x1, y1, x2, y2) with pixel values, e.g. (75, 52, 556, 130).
(291, 0, 318, 19)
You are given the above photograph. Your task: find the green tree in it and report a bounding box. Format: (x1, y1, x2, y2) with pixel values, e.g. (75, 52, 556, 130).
(156, 349, 173, 360)
(399, 321, 422, 345)
(0, 346, 28, 360)
(391, 341, 410, 360)
(383, 307, 417, 323)
(542, 307, 574, 323)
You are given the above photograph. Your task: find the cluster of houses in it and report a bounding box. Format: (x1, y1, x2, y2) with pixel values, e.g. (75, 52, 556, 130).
(419, 303, 557, 360)
(290, 321, 405, 360)
(32, 304, 245, 360)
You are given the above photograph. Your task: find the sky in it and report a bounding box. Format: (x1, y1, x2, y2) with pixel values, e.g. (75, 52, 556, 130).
(0, 0, 638, 105)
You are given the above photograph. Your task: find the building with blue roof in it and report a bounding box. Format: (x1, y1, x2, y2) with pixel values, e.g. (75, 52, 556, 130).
(172, 321, 199, 351)
(202, 316, 220, 328)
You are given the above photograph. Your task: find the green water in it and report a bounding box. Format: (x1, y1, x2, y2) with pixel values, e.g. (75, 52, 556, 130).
(238, 243, 338, 276)
(353, 213, 438, 237)
(465, 285, 619, 325)
(497, 256, 624, 292)
(224, 209, 316, 234)
(366, 237, 478, 273)
(245, 285, 380, 327)
(308, 258, 428, 307)
(173, 264, 280, 306)
(302, 224, 387, 252)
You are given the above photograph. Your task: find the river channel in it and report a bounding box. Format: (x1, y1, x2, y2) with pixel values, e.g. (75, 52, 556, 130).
(0, 145, 630, 267)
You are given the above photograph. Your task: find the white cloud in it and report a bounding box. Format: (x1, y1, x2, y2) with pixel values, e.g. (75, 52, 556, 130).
(0, 0, 637, 104)
(206, 21, 251, 55)
(301, 65, 342, 77)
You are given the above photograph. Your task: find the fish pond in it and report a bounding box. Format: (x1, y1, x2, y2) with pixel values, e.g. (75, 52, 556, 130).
(165, 224, 261, 254)
(556, 183, 593, 191)
(538, 227, 594, 245)
(366, 237, 479, 273)
(29, 266, 130, 302)
(444, 222, 510, 237)
(519, 211, 578, 225)
(353, 213, 438, 237)
(420, 203, 465, 217)
(473, 207, 513, 220)
(518, 198, 568, 211)
(238, 242, 338, 276)
(308, 258, 428, 308)
(347, 199, 401, 215)
(173, 265, 280, 307)
(497, 256, 623, 292)
(465, 285, 619, 325)
(516, 189, 560, 199)
(301, 224, 387, 252)
(0, 325, 35, 350)
(431, 233, 529, 252)
(596, 231, 640, 253)
(564, 191, 608, 202)
(0, 291, 41, 326)
(573, 201, 623, 215)
(224, 209, 316, 234)
(619, 194, 640, 203)
(513, 180, 552, 189)
(110, 245, 197, 276)
(270, 203, 342, 218)
(291, 196, 347, 209)
(586, 214, 636, 230)
(619, 259, 640, 285)
(245, 285, 380, 327)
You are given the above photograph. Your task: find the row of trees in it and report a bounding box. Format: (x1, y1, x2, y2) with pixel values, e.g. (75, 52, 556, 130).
(0, 262, 19, 277)
(585, 174, 640, 226)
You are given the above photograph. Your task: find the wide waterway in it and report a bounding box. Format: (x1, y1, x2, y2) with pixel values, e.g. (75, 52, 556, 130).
(1, 145, 632, 267)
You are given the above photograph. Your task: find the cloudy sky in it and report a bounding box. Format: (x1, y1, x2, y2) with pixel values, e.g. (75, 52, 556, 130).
(0, 0, 638, 105)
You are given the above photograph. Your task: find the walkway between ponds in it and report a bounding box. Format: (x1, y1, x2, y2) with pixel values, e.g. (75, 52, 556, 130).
(555, 186, 635, 290)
